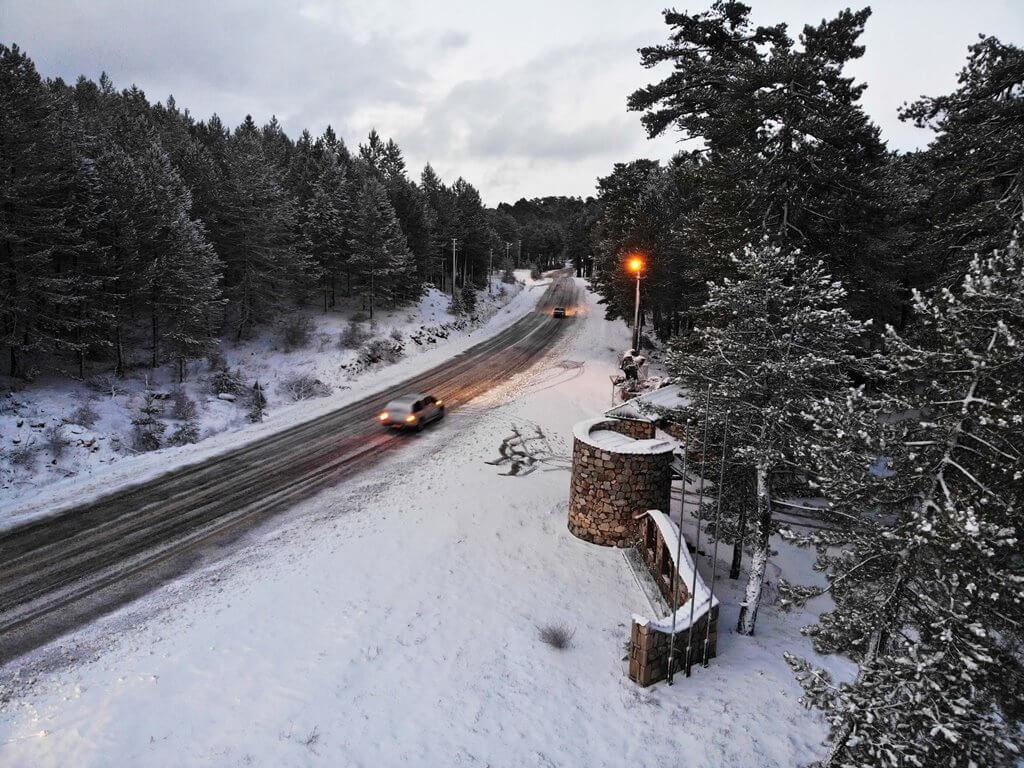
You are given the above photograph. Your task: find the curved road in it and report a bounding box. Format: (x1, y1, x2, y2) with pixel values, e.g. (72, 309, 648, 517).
(0, 274, 580, 663)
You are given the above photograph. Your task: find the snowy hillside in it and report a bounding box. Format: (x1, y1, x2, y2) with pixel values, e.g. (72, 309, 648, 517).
(0, 275, 537, 522)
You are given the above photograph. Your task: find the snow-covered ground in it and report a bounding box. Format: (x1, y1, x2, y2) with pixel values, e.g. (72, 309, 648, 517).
(1, 274, 543, 527)
(0, 278, 851, 767)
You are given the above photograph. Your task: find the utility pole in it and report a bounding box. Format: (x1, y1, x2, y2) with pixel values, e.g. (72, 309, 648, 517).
(451, 238, 458, 298)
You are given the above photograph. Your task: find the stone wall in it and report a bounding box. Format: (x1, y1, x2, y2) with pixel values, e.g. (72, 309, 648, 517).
(629, 609, 718, 687)
(567, 418, 673, 547)
(628, 513, 720, 687)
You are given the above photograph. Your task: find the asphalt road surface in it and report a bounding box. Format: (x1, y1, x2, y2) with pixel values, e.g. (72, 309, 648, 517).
(0, 273, 580, 663)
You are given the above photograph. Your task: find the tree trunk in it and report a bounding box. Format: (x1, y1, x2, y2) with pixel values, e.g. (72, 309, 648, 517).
(151, 311, 158, 369)
(737, 461, 771, 635)
(115, 325, 125, 378)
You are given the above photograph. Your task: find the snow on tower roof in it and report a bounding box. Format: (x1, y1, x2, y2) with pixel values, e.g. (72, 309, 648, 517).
(604, 383, 688, 422)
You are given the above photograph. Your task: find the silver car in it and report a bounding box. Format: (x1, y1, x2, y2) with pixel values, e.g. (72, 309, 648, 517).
(378, 392, 445, 431)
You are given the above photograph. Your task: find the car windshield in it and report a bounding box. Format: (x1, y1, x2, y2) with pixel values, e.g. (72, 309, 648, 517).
(384, 399, 415, 412)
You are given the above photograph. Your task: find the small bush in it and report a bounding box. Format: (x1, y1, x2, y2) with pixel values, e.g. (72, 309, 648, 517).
(358, 338, 404, 367)
(389, 327, 403, 342)
(132, 392, 165, 452)
(279, 375, 332, 401)
(502, 265, 516, 284)
(211, 368, 245, 396)
(339, 319, 372, 350)
(538, 624, 575, 650)
(70, 400, 101, 428)
(448, 290, 466, 316)
(44, 424, 70, 459)
(350, 311, 369, 323)
(281, 315, 314, 351)
(172, 388, 197, 420)
(167, 421, 200, 446)
(460, 284, 477, 314)
(530, 264, 541, 281)
(206, 348, 227, 372)
(7, 442, 38, 469)
(85, 374, 126, 397)
(247, 382, 267, 423)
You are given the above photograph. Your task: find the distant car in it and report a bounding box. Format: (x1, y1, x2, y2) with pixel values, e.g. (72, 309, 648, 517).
(378, 393, 445, 431)
(553, 306, 567, 318)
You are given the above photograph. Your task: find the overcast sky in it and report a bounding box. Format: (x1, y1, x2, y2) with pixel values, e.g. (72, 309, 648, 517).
(3, 1, 1023, 205)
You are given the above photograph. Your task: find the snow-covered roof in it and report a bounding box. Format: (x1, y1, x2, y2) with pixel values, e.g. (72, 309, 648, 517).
(572, 417, 676, 455)
(633, 509, 719, 633)
(605, 384, 687, 422)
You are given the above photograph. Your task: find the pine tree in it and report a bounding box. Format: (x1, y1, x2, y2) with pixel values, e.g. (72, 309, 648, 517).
(347, 178, 414, 319)
(784, 240, 1024, 768)
(899, 36, 1024, 288)
(302, 153, 352, 310)
(0, 44, 86, 377)
(628, 3, 891, 322)
(215, 119, 316, 340)
(666, 243, 876, 636)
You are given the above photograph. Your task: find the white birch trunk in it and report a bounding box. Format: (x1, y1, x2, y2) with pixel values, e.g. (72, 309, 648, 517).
(737, 460, 772, 636)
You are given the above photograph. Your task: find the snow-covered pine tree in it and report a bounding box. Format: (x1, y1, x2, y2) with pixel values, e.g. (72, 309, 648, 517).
(0, 44, 87, 377)
(303, 153, 351, 311)
(136, 140, 224, 378)
(666, 243, 876, 636)
(784, 240, 1024, 768)
(215, 118, 317, 340)
(347, 177, 414, 320)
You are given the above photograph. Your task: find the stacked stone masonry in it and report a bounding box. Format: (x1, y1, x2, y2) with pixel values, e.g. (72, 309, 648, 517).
(628, 514, 720, 687)
(567, 419, 672, 547)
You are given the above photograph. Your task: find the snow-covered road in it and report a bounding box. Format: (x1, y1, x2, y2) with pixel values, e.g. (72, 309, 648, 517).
(0, 280, 849, 767)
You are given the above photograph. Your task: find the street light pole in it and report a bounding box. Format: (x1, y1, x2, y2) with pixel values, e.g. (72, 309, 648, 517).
(627, 256, 644, 352)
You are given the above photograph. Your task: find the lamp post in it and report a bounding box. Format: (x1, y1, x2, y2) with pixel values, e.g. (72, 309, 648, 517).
(627, 256, 644, 351)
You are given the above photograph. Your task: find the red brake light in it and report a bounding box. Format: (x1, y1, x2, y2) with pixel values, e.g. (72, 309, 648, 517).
(379, 412, 389, 421)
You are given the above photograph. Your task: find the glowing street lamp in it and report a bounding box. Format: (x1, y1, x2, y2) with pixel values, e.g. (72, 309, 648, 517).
(627, 255, 645, 351)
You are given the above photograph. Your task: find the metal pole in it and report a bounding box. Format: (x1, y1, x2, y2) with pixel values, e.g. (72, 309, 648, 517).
(684, 384, 712, 677)
(703, 411, 729, 667)
(666, 426, 689, 685)
(632, 273, 641, 351)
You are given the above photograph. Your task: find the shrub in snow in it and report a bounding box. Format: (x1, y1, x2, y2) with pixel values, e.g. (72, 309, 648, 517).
(350, 311, 369, 323)
(280, 375, 331, 401)
(6, 441, 39, 469)
(70, 400, 101, 428)
(538, 624, 575, 650)
(389, 327, 403, 342)
(281, 315, 314, 351)
(247, 382, 267, 423)
(85, 374, 126, 398)
(167, 421, 200, 446)
(210, 368, 245, 396)
(339, 320, 372, 349)
(358, 338, 404, 367)
(502, 264, 516, 284)
(529, 264, 541, 281)
(43, 424, 70, 459)
(206, 348, 227, 372)
(172, 388, 197, 420)
(460, 284, 477, 314)
(448, 290, 466, 315)
(131, 393, 165, 452)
